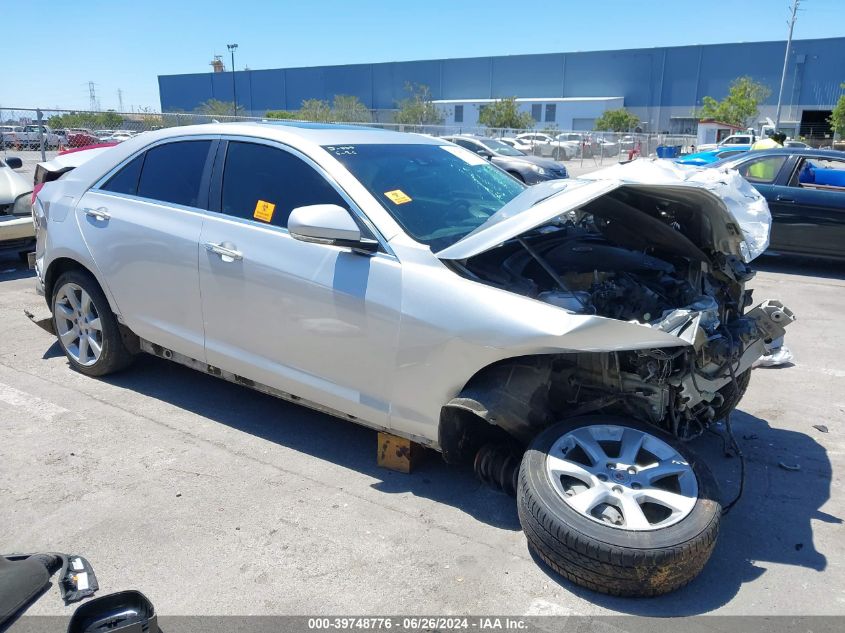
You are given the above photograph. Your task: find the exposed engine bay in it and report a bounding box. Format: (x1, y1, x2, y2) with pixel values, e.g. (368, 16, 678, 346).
(447, 187, 795, 441)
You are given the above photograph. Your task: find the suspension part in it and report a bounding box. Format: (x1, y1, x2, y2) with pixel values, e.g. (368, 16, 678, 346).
(474, 444, 522, 496)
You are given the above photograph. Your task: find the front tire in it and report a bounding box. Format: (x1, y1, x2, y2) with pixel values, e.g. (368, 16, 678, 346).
(518, 416, 720, 597)
(52, 269, 134, 377)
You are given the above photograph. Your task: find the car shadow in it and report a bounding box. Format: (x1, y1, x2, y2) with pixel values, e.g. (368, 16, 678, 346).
(96, 353, 521, 531)
(530, 409, 837, 614)
(70, 353, 836, 611)
(756, 253, 845, 280)
(0, 255, 35, 282)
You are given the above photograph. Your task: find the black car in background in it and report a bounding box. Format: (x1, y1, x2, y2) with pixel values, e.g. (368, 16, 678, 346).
(442, 135, 568, 184)
(714, 148, 845, 260)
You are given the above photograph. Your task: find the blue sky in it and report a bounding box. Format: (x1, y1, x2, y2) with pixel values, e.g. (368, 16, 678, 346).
(1, 0, 842, 112)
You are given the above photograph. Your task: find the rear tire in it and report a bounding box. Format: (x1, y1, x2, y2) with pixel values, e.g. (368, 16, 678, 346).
(518, 416, 720, 597)
(52, 269, 135, 377)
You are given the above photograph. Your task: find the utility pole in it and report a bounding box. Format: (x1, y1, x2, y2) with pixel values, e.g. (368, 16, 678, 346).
(774, 0, 800, 131)
(227, 43, 239, 117)
(118, 89, 124, 113)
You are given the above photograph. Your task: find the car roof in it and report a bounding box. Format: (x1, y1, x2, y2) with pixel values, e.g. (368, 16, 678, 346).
(113, 121, 445, 147)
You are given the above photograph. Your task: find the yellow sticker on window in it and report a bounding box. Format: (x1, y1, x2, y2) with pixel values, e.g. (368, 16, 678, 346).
(384, 189, 412, 205)
(253, 199, 276, 222)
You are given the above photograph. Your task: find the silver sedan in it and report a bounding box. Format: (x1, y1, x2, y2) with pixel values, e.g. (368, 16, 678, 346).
(32, 122, 793, 597)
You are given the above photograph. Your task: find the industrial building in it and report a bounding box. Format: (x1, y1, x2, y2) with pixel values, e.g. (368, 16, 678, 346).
(158, 37, 845, 136)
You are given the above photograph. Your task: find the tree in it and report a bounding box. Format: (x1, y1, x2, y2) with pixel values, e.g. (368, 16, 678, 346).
(265, 110, 300, 120)
(394, 83, 443, 125)
(47, 111, 125, 130)
(330, 95, 371, 123)
(829, 83, 845, 138)
(698, 76, 771, 127)
(195, 99, 243, 117)
(594, 108, 639, 132)
(477, 97, 535, 130)
(299, 99, 332, 122)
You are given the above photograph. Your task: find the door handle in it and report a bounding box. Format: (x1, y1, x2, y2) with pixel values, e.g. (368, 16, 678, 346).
(204, 242, 243, 261)
(83, 207, 110, 221)
(776, 195, 795, 203)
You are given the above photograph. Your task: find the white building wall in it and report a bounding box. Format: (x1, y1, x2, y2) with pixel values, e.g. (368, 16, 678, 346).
(435, 97, 624, 130)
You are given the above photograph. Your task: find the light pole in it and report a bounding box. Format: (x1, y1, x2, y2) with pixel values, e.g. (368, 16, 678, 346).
(227, 43, 239, 117)
(774, 0, 800, 132)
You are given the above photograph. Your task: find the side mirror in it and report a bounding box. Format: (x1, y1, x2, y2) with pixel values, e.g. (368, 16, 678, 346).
(289, 204, 378, 253)
(5, 157, 23, 169)
(68, 590, 158, 633)
(475, 149, 493, 159)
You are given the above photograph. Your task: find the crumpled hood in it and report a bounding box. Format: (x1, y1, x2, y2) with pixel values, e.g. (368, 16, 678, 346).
(436, 158, 771, 262)
(0, 166, 32, 204)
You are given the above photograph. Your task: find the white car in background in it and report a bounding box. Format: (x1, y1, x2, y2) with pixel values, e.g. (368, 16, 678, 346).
(0, 155, 34, 260)
(1, 125, 24, 149)
(32, 122, 793, 597)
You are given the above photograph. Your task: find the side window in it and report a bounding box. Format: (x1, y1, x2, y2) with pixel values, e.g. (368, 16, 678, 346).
(221, 141, 345, 228)
(737, 155, 787, 184)
(101, 153, 145, 195)
(137, 140, 211, 207)
(792, 157, 845, 189)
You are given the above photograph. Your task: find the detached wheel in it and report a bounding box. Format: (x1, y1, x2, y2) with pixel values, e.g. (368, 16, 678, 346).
(52, 270, 134, 377)
(518, 416, 720, 597)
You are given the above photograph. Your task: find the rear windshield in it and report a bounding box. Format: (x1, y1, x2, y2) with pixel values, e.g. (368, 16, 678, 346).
(323, 143, 524, 250)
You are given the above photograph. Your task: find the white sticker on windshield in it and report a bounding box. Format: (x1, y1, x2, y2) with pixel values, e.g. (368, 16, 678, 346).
(440, 145, 488, 166)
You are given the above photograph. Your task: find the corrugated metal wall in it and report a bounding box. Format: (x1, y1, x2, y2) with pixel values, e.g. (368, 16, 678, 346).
(158, 37, 845, 122)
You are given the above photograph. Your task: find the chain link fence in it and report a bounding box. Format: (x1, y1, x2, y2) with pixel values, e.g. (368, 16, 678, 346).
(18, 105, 835, 176)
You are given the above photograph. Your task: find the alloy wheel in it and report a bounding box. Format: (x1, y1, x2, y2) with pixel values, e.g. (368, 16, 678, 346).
(545, 424, 698, 531)
(54, 282, 103, 367)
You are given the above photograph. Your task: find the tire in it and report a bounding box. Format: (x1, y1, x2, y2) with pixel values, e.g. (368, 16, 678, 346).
(518, 415, 720, 597)
(51, 269, 135, 377)
(712, 368, 751, 421)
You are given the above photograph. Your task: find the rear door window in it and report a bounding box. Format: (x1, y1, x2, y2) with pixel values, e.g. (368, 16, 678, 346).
(220, 141, 345, 228)
(136, 140, 212, 207)
(101, 153, 145, 195)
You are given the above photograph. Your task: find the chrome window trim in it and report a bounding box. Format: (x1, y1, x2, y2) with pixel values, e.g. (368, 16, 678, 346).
(218, 135, 396, 258)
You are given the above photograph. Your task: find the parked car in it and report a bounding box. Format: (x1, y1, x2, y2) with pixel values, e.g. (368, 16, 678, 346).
(697, 133, 756, 152)
(712, 148, 845, 259)
(15, 125, 63, 150)
(33, 122, 793, 597)
(62, 128, 100, 148)
(499, 137, 531, 152)
(99, 131, 135, 143)
(0, 155, 34, 260)
(783, 140, 810, 148)
(0, 125, 24, 149)
(442, 135, 567, 184)
(676, 146, 751, 166)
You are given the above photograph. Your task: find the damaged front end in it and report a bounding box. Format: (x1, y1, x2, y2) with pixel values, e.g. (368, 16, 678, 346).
(439, 160, 795, 448)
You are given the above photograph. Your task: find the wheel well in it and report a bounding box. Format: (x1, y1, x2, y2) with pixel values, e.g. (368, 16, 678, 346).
(44, 258, 97, 305)
(438, 355, 557, 464)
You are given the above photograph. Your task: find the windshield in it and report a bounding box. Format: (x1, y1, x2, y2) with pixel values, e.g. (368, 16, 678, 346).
(324, 143, 525, 250)
(478, 138, 525, 157)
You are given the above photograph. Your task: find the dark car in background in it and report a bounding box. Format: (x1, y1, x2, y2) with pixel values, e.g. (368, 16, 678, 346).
(442, 135, 568, 184)
(714, 148, 845, 260)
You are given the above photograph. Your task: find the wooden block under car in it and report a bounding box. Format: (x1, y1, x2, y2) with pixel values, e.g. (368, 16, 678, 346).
(377, 432, 423, 473)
